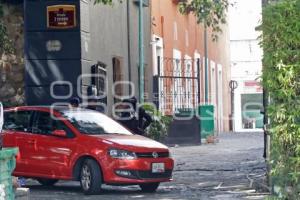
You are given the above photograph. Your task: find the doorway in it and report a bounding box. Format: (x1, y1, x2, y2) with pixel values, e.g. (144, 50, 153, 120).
(112, 57, 124, 102)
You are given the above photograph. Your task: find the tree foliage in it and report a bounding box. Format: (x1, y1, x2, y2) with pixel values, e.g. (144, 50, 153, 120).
(179, 0, 230, 41)
(260, 0, 300, 198)
(0, 3, 13, 54)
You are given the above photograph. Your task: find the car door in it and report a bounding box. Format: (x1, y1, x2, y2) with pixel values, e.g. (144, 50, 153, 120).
(2, 110, 35, 175)
(31, 111, 77, 179)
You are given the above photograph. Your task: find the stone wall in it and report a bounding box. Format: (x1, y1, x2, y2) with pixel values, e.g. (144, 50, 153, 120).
(0, 4, 24, 107)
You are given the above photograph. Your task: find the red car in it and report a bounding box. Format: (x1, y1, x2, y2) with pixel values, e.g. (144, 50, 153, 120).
(2, 106, 174, 194)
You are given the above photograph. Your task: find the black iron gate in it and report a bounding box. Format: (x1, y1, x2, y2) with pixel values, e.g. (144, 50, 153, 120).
(153, 57, 201, 115)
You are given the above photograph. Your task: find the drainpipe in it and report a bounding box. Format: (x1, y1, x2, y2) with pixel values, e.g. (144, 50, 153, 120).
(261, 0, 268, 160)
(204, 25, 208, 104)
(138, 0, 144, 103)
(127, 0, 132, 95)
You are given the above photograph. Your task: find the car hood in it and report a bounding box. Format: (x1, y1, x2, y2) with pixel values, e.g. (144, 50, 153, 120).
(90, 134, 168, 150)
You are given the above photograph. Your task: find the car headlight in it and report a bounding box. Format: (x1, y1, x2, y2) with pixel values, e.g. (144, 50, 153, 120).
(108, 149, 137, 160)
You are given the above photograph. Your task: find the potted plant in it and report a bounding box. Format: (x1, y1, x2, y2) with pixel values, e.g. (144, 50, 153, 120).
(142, 104, 172, 142)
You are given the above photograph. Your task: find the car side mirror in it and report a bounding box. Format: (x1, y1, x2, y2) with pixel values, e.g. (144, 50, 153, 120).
(52, 130, 67, 137)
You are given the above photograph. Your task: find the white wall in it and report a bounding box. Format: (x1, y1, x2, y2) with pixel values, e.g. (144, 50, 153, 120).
(231, 61, 262, 81)
(230, 40, 263, 62)
(229, 0, 263, 82)
(229, 0, 263, 131)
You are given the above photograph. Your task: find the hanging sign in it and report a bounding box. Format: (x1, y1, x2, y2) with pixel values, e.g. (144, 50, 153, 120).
(47, 5, 76, 29)
(244, 81, 263, 93)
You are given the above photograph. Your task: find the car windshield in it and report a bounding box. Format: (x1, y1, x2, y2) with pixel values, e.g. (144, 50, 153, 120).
(62, 110, 132, 135)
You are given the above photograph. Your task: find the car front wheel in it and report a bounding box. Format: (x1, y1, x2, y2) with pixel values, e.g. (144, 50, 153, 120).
(139, 182, 160, 193)
(80, 159, 102, 195)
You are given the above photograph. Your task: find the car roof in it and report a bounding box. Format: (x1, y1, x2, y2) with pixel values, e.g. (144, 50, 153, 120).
(4, 106, 93, 113)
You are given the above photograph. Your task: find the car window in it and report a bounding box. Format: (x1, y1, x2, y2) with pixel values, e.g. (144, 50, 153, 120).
(62, 110, 132, 135)
(55, 119, 75, 138)
(3, 111, 32, 132)
(33, 111, 74, 138)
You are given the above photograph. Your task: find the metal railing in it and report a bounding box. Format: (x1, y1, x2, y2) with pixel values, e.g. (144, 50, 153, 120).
(153, 57, 201, 114)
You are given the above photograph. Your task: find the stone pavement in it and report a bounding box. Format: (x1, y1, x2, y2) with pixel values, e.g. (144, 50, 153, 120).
(23, 132, 270, 200)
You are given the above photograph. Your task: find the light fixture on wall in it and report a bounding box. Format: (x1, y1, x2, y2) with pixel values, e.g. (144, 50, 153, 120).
(133, 0, 149, 7)
(150, 37, 160, 45)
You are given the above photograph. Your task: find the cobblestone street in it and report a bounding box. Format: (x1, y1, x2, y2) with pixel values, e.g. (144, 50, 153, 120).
(25, 132, 269, 200)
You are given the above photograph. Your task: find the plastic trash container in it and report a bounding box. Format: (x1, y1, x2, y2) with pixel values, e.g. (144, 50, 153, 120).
(0, 148, 19, 200)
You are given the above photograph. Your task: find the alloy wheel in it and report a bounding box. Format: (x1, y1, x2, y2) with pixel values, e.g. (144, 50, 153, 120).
(81, 164, 92, 191)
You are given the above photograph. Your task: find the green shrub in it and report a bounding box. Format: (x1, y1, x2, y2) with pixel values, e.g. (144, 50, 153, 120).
(260, 0, 300, 199)
(142, 104, 172, 142)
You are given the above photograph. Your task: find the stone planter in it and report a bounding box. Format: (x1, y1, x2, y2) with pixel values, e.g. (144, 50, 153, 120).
(0, 148, 19, 200)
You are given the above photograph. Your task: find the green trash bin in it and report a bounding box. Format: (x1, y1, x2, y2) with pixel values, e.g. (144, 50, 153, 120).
(0, 148, 19, 200)
(198, 105, 215, 139)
